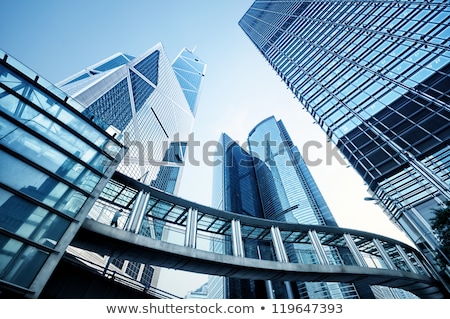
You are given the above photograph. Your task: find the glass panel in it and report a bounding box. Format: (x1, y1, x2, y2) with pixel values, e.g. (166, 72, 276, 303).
(0, 188, 70, 248)
(0, 150, 87, 217)
(0, 93, 111, 173)
(0, 122, 101, 192)
(0, 234, 49, 288)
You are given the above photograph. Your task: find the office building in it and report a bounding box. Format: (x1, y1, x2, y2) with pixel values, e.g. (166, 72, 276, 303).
(239, 0, 450, 289)
(58, 44, 206, 193)
(0, 50, 437, 299)
(211, 117, 362, 298)
(57, 44, 206, 291)
(0, 49, 123, 297)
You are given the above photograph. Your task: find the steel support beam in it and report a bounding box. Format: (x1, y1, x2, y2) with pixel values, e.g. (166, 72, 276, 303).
(184, 208, 198, 248)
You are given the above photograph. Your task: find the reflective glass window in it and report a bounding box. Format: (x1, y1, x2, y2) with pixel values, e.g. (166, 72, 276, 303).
(0, 121, 101, 192)
(0, 188, 70, 248)
(0, 234, 49, 288)
(0, 150, 87, 217)
(0, 93, 111, 173)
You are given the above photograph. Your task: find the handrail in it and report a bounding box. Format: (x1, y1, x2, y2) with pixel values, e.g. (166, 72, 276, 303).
(69, 171, 449, 298)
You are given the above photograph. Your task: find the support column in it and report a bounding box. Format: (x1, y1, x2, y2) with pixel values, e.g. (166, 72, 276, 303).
(373, 238, 396, 270)
(271, 226, 289, 263)
(270, 226, 294, 299)
(184, 208, 198, 248)
(395, 245, 419, 274)
(343, 234, 376, 298)
(343, 233, 368, 267)
(265, 280, 275, 299)
(231, 219, 245, 257)
(308, 230, 329, 265)
(126, 190, 150, 234)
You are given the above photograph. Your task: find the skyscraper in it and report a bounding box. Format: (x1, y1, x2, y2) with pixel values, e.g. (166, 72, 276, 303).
(239, 0, 450, 290)
(58, 43, 206, 194)
(211, 116, 363, 298)
(57, 44, 206, 291)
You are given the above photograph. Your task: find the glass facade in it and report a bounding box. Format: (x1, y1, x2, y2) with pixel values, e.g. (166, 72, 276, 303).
(247, 117, 358, 298)
(172, 48, 207, 117)
(210, 133, 266, 298)
(0, 49, 123, 297)
(213, 133, 264, 218)
(211, 117, 361, 298)
(240, 0, 450, 290)
(58, 44, 206, 193)
(57, 44, 206, 293)
(248, 117, 337, 226)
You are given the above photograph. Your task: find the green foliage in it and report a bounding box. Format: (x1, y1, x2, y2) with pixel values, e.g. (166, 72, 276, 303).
(430, 201, 450, 267)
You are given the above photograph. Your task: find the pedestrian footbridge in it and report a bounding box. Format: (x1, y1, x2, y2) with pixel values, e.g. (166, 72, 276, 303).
(71, 172, 447, 298)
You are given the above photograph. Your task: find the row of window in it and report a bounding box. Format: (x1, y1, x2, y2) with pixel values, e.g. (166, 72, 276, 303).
(0, 54, 122, 290)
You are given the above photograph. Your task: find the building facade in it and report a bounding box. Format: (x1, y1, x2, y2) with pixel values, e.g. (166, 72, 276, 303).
(239, 0, 450, 290)
(0, 49, 123, 297)
(58, 44, 206, 194)
(211, 117, 366, 298)
(56, 44, 206, 291)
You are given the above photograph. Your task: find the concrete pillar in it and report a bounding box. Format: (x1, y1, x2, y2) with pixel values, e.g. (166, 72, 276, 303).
(270, 226, 294, 299)
(126, 190, 150, 234)
(308, 230, 329, 265)
(395, 244, 419, 274)
(231, 219, 245, 257)
(372, 238, 396, 270)
(184, 208, 198, 248)
(265, 280, 275, 299)
(125, 191, 143, 231)
(271, 226, 289, 263)
(343, 233, 368, 267)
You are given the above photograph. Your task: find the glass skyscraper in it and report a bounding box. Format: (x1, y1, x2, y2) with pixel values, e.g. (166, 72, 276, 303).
(58, 43, 206, 194)
(0, 49, 123, 297)
(239, 0, 450, 291)
(211, 116, 364, 298)
(57, 44, 206, 291)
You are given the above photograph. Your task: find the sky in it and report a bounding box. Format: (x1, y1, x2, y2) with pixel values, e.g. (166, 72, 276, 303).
(1, 0, 415, 296)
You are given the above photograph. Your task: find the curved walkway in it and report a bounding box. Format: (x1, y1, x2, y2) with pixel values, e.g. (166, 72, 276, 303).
(70, 172, 447, 298)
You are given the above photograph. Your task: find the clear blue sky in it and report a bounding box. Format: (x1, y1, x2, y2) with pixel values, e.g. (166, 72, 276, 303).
(1, 0, 413, 295)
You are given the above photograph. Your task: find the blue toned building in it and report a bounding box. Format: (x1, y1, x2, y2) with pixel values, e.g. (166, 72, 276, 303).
(248, 117, 360, 298)
(172, 48, 206, 117)
(212, 133, 264, 219)
(211, 117, 365, 299)
(58, 44, 206, 194)
(239, 0, 450, 291)
(248, 117, 337, 227)
(57, 44, 206, 291)
(210, 133, 267, 298)
(0, 49, 123, 297)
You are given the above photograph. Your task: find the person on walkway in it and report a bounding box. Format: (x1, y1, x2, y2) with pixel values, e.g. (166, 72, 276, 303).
(111, 209, 123, 227)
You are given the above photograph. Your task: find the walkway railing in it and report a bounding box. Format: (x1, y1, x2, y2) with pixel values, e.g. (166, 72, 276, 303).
(73, 171, 447, 298)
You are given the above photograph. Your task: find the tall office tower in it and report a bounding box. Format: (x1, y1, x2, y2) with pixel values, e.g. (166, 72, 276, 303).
(212, 133, 265, 219)
(57, 44, 206, 291)
(211, 117, 362, 299)
(239, 0, 450, 290)
(248, 117, 337, 227)
(0, 49, 123, 297)
(58, 44, 206, 194)
(209, 133, 267, 298)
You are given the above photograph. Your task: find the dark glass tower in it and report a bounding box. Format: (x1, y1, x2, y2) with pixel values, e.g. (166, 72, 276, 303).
(239, 0, 450, 290)
(211, 117, 362, 299)
(212, 133, 264, 219)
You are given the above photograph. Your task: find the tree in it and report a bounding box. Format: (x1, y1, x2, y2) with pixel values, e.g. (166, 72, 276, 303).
(430, 201, 450, 268)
